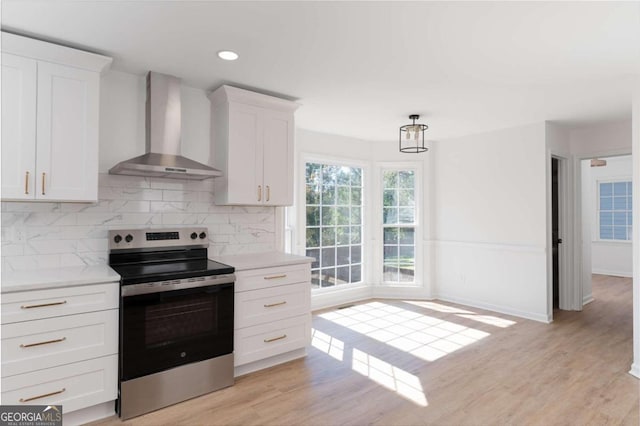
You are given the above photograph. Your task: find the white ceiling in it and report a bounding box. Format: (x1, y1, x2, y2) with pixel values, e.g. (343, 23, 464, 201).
(3, 1, 640, 142)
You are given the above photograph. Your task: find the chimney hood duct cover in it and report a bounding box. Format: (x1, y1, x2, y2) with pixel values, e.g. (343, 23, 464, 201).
(109, 72, 222, 180)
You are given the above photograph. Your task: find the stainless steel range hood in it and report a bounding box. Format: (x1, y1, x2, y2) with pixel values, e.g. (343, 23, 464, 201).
(109, 72, 222, 180)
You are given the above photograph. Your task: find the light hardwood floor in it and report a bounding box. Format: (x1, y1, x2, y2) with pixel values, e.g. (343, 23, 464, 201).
(92, 274, 638, 425)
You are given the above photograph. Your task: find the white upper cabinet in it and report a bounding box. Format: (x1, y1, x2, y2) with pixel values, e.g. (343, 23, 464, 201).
(210, 86, 299, 206)
(1, 32, 111, 202)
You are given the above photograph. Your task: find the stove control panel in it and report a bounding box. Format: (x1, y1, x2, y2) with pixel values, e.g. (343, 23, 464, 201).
(109, 228, 209, 250)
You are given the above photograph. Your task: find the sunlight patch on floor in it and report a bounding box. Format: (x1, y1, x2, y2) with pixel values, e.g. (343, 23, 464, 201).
(352, 348, 428, 407)
(318, 301, 494, 362)
(311, 328, 344, 361)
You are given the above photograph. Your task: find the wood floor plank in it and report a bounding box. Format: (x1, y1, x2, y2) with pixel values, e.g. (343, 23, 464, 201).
(91, 274, 638, 425)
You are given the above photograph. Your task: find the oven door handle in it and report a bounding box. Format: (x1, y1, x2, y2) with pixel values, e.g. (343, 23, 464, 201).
(121, 274, 235, 297)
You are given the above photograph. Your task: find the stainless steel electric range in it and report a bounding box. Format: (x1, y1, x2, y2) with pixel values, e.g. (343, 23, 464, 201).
(108, 227, 235, 420)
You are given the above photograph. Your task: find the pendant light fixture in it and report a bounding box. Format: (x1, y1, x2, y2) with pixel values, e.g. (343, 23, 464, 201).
(399, 114, 428, 153)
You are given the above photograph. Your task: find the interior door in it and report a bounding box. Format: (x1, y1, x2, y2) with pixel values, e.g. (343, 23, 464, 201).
(1, 53, 37, 200)
(552, 158, 560, 309)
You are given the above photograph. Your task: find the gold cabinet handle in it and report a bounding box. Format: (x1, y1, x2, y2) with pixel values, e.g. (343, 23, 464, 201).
(257, 185, 262, 201)
(266, 185, 270, 202)
(264, 301, 287, 308)
(21, 300, 67, 309)
(264, 334, 287, 343)
(41, 172, 46, 195)
(20, 337, 66, 348)
(20, 388, 66, 403)
(25, 171, 30, 194)
(263, 274, 287, 280)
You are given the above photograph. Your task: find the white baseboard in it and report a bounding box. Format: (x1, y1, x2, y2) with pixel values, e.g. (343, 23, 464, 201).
(583, 294, 595, 305)
(372, 285, 432, 300)
(435, 293, 551, 323)
(629, 363, 640, 379)
(311, 285, 372, 311)
(63, 401, 116, 426)
(592, 269, 633, 278)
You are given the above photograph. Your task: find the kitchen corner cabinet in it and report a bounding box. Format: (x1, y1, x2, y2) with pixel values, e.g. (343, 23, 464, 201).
(210, 85, 299, 206)
(1, 32, 112, 202)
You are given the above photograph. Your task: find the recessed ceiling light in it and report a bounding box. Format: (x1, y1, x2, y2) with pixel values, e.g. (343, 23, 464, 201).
(217, 50, 239, 61)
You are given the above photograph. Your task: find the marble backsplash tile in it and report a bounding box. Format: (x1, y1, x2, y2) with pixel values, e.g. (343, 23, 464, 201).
(1, 174, 276, 271)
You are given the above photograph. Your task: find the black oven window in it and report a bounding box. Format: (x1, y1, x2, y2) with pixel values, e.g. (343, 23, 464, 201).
(145, 294, 217, 347)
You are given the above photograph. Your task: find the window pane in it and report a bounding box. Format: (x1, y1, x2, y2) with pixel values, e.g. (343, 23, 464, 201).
(321, 247, 336, 267)
(322, 227, 336, 246)
(351, 226, 362, 244)
(384, 227, 398, 244)
(383, 208, 398, 224)
(399, 246, 415, 265)
(306, 163, 321, 184)
(322, 184, 335, 205)
(322, 207, 335, 225)
(399, 208, 415, 223)
(306, 249, 320, 269)
(628, 212, 633, 226)
(384, 245, 398, 263)
(337, 167, 351, 185)
(613, 227, 627, 240)
(613, 212, 627, 226)
(337, 186, 350, 205)
(614, 182, 627, 196)
(351, 188, 362, 205)
(336, 266, 350, 284)
(321, 268, 335, 287)
(600, 226, 613, 239)
(351, 245, 362, 264)
(337, 246, 350, 266)
(351, 168, 362, 186)
(383, 189, 397, 207)
(306, 206, 320, 226)
(322, 165, 338, 184)
(399, 267, 414, 282)
(399, 171, 415, 189)
(383, 265, 399, 282)
(311, 270, 320, 289)
(350, 265, 362, 282)
(383, 171, 397, 189)
(600, 212, 613, 226)
(600, 183, 613, 196)
(600, 197, 613, 210)
(351, 207, 362, 225)
(399, 189, 414, 207)
(399, 228, 415, 244)
(306, 228, 320, 248)
(336, 226, 350, 245)
(306, 184, 320, 204)
(337, 207, 350, 226)
(614, 197, 627, 210)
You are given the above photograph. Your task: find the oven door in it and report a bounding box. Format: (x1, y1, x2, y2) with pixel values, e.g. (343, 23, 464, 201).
(120, 275, 234, 381)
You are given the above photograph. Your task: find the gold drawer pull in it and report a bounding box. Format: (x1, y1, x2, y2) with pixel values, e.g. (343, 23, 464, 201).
(20, 337, 66, 348)
(25, 171, 30, 194)
(263, 274, 287, 280)
(264, 301, 287, 308)
(264, 334, 287, 343)
(266, 185, 270, 202)
(42, 172, 46, 195)
(20, 388, 66, 403)
(21, 301, 67, 309)
(258, 185, 262, 201)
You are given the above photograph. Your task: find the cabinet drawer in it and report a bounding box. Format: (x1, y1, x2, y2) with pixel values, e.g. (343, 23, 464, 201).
(234, 315, 310, 366)
(235, 283, 310, 329)
(1, 283, 119, 324)
(1, 355, 117, 414)
(2, 310, 118, 377)
(235, 264, 310, 292)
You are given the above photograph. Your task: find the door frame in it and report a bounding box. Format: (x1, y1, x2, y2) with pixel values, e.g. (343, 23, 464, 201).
(547, 153, 573, 320)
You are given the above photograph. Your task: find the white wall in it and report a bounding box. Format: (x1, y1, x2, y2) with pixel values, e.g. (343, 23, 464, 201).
(631, 81, 640, 379)
(581, 156, 633, 279)
(432, 123, 549, 322)
(1, 70, 275, 271)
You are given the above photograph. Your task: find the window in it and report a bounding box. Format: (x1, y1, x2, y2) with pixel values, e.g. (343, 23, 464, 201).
(599, 181, 632, 241)
(382, 169, 417, 283)
(305, 162, 363, 289)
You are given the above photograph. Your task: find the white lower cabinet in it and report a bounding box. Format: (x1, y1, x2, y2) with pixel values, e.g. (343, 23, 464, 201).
(0, 282, 119, 415)
(234, 262, 311, 375)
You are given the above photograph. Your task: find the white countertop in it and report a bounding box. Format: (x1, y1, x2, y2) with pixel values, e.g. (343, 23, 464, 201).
(212, 251, 313, 271)
(1, 265, 121, 293)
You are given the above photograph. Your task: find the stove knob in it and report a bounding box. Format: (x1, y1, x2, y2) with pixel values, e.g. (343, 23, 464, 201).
(125, 234, 133, 243)
(113, 234, 122, 244)
(199, 232, 207, 239)
(190, 232, 198, 240)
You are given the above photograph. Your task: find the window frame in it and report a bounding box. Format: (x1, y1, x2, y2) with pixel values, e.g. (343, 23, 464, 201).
(377, 162, 424, 286)
(298, 154, 370, 293)
(596, 178, 633, 243)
